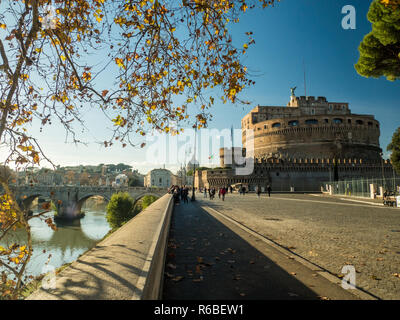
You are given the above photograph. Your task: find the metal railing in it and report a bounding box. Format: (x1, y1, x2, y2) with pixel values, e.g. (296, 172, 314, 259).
(322, 177, 400, 198)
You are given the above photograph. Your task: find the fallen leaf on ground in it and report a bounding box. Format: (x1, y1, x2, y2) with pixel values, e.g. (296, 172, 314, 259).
(167, 263, 177, 269)
(165, 272, 174, 278)
(376, 258, 384, 261)
(172, 276, 184, 282)
(288, 292, 299, 297)
(290, 272, 297, 276)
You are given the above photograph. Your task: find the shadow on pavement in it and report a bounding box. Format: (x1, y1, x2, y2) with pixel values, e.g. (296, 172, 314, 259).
(163, 201, 322, 300)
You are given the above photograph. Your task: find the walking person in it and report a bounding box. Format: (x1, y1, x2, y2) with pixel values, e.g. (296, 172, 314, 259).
(204, 187, 208, 198)
(267, 184, 272, 197)
(211, 187, 216, 200)
(183, 187, 189, 204)
(241, 186, 246, 195)
(218, 188, 221, 199)
(221, 187, 226, 201)
(173, 187, 180, 205)
(256, 185, 261, 198)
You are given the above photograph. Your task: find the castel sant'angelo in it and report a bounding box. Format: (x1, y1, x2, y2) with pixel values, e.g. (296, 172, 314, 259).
(195, 89, 398, 192)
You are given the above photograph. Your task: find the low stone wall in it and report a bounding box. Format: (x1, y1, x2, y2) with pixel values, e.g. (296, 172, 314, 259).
(26, 193, 174, 300)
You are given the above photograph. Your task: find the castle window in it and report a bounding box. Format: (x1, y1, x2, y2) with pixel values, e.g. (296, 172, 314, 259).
(368, 122, 373, 127)
(324, 119, 329, 124)
(348, 119, 352, 124)
(356, 120, 364, 125)
(333, 118, 343, 124)
(305, 119, 318, 125)
(288, 120, 299, 126)
(264, 125, 267, 129)
(272, 122, 281, 128)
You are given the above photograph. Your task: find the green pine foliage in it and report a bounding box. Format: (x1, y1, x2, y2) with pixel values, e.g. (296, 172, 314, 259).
(355, 0, 400, 81)
(387, 127, 400, 174)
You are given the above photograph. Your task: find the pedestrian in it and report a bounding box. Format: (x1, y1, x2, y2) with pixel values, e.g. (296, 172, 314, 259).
(183, 187, 189, 204)
(218, 188, 221, 199)
(267, 184, 272, 197)
(256, 186, 261, 198)
(229, 185, 233, 193)
(221, 187, 226, 201)
(204, 187, 207, 198)
(211, 188, 216, 200)
(242, 186, 246, 195)
(173, 187, 180, 204)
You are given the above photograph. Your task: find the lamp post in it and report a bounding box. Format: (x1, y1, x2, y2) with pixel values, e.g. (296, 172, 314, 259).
(380, 152, 386, 190)
(191, 123, 197, 201)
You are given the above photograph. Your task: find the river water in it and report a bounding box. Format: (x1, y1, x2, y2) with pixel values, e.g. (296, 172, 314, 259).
(0, 204, 111, 279)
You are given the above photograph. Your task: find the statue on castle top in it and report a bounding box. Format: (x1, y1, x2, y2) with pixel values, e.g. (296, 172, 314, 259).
(290, 86, 297, 97)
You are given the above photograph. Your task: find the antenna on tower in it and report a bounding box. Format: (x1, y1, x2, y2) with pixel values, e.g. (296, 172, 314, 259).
(303, 58, 307, 97)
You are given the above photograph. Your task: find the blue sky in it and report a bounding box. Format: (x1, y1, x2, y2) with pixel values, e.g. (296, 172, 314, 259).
(11, 0, 399, 174)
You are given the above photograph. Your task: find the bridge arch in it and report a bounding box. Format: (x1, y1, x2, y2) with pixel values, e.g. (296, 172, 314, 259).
(75, 193, 111, 216)
(132, 192, 162, 209)
(19, 193, 53, 212)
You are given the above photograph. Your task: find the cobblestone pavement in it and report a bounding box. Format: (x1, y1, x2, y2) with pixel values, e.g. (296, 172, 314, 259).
(198, 193, 400, 300)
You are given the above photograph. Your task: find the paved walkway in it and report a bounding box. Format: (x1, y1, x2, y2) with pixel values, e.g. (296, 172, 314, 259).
(187, 193, 400, 300)
(162, 198, 359, 300)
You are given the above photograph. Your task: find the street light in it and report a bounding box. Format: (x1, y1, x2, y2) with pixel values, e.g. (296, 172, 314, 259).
(191, 123, 197, 201)
(380, 152, 386, 190)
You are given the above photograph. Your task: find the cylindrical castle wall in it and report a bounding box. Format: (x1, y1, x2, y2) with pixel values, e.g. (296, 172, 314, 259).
(242, 115, 381, 162)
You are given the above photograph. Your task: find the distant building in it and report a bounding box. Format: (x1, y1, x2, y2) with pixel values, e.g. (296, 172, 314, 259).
(112, 174, 129, 187)
(144, 169, 172, 188)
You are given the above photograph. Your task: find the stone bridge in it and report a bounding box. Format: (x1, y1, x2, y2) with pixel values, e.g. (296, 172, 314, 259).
(8, 185, 167, 219)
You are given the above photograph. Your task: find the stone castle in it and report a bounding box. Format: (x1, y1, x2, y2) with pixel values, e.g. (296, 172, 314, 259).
(195, 92, 398, 192)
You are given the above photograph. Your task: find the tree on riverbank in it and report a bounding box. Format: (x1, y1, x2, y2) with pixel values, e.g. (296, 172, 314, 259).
(0, 0, 279, 298)
(106, 192, 136, 229)
(137, 195, 158, 211)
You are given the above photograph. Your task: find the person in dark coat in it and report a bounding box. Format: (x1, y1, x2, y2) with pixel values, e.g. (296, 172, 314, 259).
(267, 184, 272, 197)
(256, 186, 261, 198)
